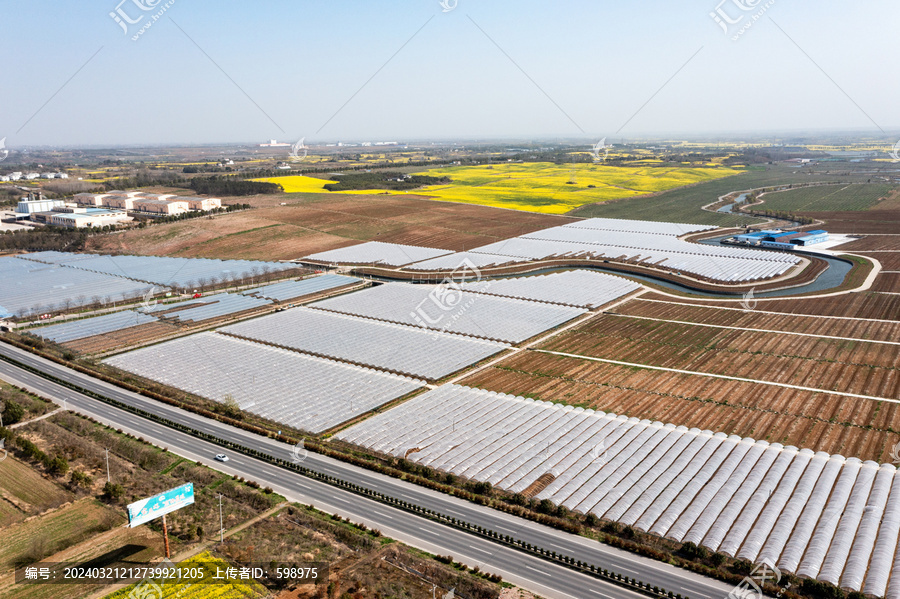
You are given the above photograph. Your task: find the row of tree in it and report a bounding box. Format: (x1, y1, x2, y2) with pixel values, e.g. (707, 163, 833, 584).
(188, 176, 282, 196)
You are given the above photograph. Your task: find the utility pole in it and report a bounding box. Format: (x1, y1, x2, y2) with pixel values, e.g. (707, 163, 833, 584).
(162, 514, 171, 559)
(105, 448, 110, 483)
(218, 493, 224, 543)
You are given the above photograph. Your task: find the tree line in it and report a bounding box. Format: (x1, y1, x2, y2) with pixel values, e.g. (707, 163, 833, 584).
(323, 171, 450, 192)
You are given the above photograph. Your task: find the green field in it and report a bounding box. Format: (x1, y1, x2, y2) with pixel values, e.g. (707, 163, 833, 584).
(570, 165, 884, 225)
(0, 457, 73, 526)
(0, 499, 122, 570)
(757, 183, 897, 212)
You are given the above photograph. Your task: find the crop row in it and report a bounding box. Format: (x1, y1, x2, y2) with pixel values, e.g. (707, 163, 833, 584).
(616, 299, 900, 343)
(460, 351, 898, 462)
(539, 316, 900, 399)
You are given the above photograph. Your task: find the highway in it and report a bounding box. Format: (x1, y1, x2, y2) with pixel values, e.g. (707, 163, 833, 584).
(0, 342, 735, 599)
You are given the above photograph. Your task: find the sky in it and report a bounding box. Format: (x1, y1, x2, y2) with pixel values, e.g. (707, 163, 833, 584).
(2, 0, 898, 147)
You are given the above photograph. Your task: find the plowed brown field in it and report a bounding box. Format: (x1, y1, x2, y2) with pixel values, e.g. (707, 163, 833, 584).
(87, 194, 567, 260)
(616, 298, 900, 342)
(459, 350, 899, 462)
(64, 321, 180, 354)
(537, 313, 900, 399)
(872, 273, 900, 293)
(642, 289, 900, 321)
(836, 236, 900, 251)
(800, 210, 900, 234)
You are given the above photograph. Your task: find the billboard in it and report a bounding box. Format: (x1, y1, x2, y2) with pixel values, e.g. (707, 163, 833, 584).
(127, 483, 194, 528)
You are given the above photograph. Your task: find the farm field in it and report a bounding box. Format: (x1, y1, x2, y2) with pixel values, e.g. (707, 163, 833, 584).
(458, 351, 896, 462)
(797, 210, 900, 234)
(103, 551, 266, 599)
(399, 162, 745, 214)
(0, 457, 74, 527)
(87, 193, 567, 259)
(667, 290, 900, 321)
(259, 164, 744, 215)
(872, 273, 900, 293)
(63, 321, 181, 354)
(570, 164, 881, 224)
(758, 183, 897, 212)
(536, 311, 900, 399)
(0, 499, 123, 571)
(861, 252, 900, 271)
(615, 298, 900, 343)
(835, 235, 900, 251)
(252, 174, 332, 193)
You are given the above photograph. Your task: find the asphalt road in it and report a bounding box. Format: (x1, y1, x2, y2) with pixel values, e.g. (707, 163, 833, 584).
(0, 342, 735, 599)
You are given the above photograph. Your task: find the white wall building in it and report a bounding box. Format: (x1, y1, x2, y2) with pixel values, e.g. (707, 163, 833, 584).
(16, 198, 66, 214)
(132, 198, 190, 215)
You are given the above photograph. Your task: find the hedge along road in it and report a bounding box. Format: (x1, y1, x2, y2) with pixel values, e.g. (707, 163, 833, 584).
(0, 341, 736, 599)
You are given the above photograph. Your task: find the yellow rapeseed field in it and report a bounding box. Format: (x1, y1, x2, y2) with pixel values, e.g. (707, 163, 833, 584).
(252, 175, 333, 193)
(406, 162, 743, 214)
(255, 162, 742, 214)
(103, 551, 265, 599)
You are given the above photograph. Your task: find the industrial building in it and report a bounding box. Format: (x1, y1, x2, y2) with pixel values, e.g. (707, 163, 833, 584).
(734, 230, 781, 244)
(15, 195, 66, 215)
(72, 190, 222, 215)
(132, 197, 190, 215)
(30, 206, 132, 228)
(736, 229, 830, 250)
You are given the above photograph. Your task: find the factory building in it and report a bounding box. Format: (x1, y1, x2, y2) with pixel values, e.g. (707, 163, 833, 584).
(757, 230, 830, 250)
(733, 228, 830, 251)
(132, 197, 191, 215)
(789, 230, 829, 246)
(72, 190, 221, 215)
(734, 230, 781, 244)
(16, 196, 66, 214)
(74, 193, 111, 207)
(30, 206, 132, 228)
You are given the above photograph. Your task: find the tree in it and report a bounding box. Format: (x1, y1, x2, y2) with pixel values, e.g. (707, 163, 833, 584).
(221, 394, 242, 420)
(103, 481, 125, 502)
(70, 469, 93, 489)
(2, 400, 25, 425)
(48, 455, 69, 476)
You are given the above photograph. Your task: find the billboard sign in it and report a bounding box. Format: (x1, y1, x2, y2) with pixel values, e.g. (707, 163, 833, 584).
(127, 483, 194, 528)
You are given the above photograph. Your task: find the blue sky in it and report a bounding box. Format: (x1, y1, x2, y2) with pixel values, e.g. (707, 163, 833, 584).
(2, 0, 897, 146)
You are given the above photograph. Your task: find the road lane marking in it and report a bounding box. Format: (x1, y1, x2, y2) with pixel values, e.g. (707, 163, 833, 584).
(418, 527, 440, 536)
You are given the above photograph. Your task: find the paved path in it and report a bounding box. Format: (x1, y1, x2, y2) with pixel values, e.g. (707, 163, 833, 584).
(8, 406, 66, 429)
